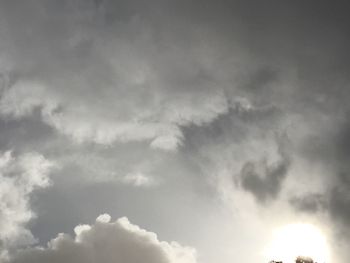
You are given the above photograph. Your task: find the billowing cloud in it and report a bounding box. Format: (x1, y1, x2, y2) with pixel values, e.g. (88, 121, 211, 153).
(0, 151, 54, 259)
(8, 214, 197, 263)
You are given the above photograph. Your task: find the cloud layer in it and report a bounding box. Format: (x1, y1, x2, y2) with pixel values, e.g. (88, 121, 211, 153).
(1, 1, 350, 262)
(0, 0, 231, 151)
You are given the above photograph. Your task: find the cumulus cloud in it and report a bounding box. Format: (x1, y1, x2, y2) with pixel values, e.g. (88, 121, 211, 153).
(0, 151, 55, 258)
(8, 214, 197, 263)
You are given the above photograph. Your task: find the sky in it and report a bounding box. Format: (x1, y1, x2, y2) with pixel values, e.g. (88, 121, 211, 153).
(0, 1, 350, 262)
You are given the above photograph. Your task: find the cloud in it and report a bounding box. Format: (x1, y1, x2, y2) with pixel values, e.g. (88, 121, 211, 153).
(8, 214, 197, 263)
(328, 173, 350, 227)
(2, 1, 350, 262)
(238, 134, 291, 203)
(121, 172, 156, 187)
(0, 151, 55, 259)
(289, 193, 327, 213)
(0, 1, 230, 151)
(290, 116, 350, 231)
(181, 101, 290, 203)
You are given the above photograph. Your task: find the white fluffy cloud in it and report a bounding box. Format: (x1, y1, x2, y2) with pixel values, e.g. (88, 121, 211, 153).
(8, 214, 197, 263)
(0, 151, 55, 258)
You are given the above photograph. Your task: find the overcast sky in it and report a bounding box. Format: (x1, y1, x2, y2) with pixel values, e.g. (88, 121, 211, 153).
(1, 1, 350, 262)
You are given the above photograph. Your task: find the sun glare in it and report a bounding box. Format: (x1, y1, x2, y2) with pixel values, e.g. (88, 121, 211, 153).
(264, 223, 329, 263)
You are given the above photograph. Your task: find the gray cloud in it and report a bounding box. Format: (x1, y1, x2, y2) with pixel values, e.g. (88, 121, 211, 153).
(291, 116, 350, 232)
(238, 134, 291, 203)
(0, 0, 232, 151)
(289, 193, 327, 214)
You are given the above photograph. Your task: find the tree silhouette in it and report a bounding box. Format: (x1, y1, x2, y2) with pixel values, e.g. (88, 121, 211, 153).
(295, 256, 314, 263)
(269, 256, 316, 263)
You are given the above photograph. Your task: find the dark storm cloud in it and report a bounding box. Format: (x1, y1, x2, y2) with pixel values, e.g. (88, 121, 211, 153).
(238, 134, 291, 203)
(292, 116, 350, 229)
(329, 183, 350, 226)
(289, 193, 327, 213)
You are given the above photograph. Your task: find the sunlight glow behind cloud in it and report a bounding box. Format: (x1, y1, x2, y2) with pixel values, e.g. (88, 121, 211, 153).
(264, 223, 329, 263)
